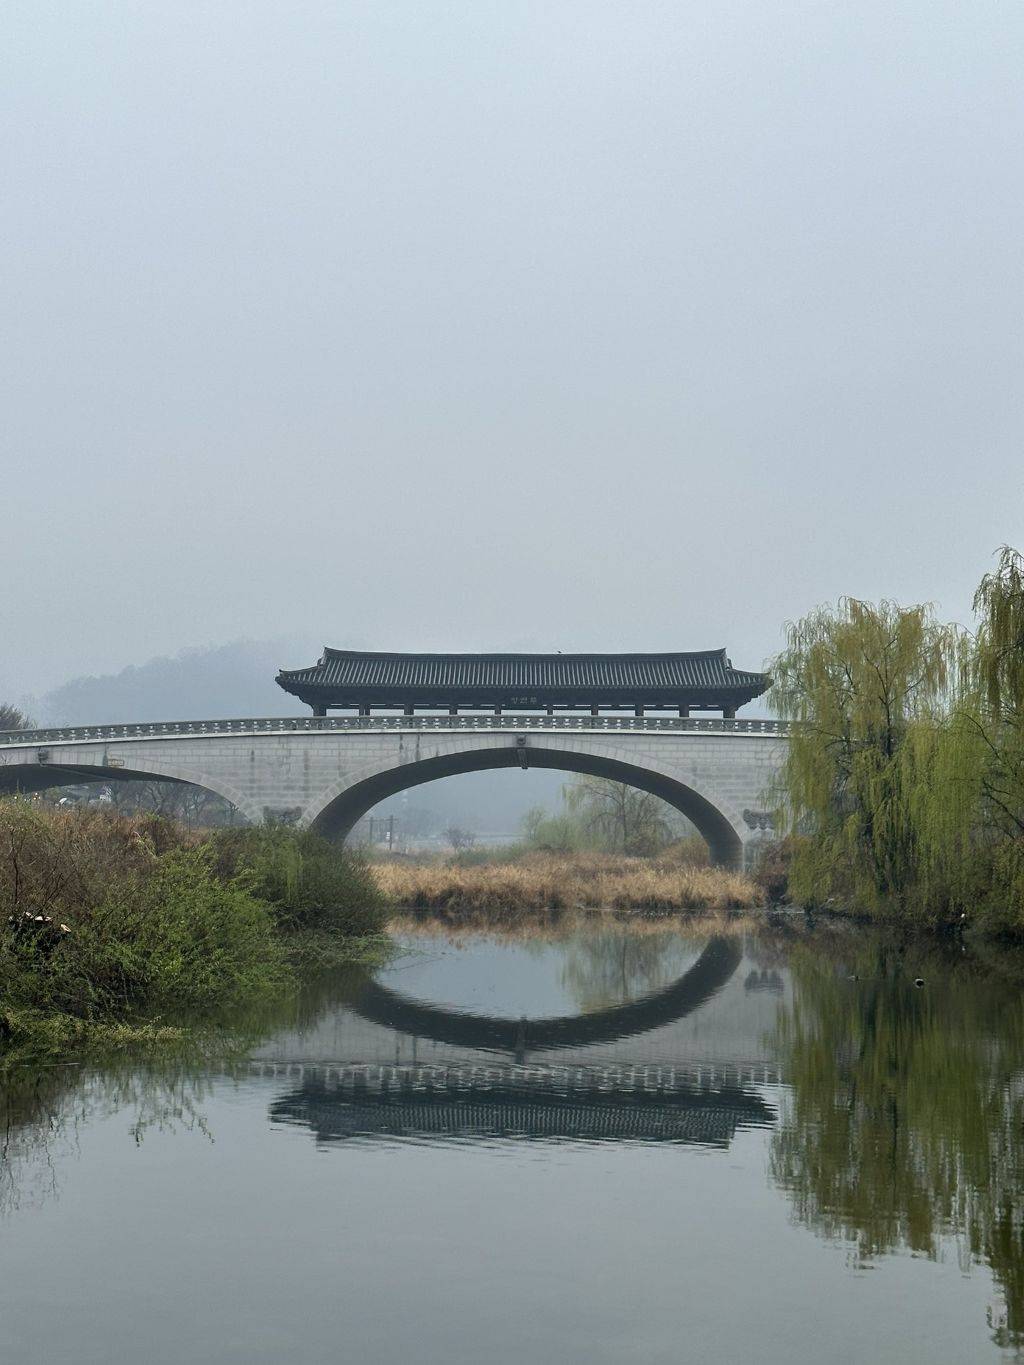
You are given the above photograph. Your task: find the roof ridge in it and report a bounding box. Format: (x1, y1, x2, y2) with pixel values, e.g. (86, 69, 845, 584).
(316, 648, 731, 661)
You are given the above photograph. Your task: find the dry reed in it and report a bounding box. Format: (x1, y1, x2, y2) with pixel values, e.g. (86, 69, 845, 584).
(372, 852, 761, 914)
(386, 909, 766, 942)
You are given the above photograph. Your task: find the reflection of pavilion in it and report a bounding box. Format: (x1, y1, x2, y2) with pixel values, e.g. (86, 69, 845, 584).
(264, 1062, 776, 1147)
(257, 938, 779, 1147)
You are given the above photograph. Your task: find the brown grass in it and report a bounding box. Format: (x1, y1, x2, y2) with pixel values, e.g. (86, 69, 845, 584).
(372, 852, 762, 915)
(386, 909, 766, 943)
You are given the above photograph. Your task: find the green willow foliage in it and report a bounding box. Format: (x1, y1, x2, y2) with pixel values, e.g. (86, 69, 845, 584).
(769, 598, 969, 917)
(969, 548, 1024, 919)
(975, 545, 1024, 718)
(769, 552, 1024, 928)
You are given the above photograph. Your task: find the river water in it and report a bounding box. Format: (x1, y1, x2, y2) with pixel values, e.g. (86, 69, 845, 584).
(3, 916, 1024, 1363)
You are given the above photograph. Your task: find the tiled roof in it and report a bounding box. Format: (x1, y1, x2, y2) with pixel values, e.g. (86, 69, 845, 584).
(277, 649, 767, 698)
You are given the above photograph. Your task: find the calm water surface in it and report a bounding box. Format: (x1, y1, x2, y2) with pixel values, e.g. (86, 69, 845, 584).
(3, 918, 1024, 1363)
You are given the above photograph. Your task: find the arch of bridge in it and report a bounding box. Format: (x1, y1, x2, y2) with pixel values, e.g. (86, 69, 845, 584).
(114, 758, 263, 824)
(303, 733, 750, 867)
(0, 753, 262, 826)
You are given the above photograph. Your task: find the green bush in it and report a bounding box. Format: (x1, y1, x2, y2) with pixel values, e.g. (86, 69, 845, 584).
(2, 847, 289, 1021)
(209, 827, 386, 937)
(0, 803, 386, 1044)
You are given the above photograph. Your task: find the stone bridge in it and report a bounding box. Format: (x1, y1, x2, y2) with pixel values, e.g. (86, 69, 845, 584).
(0, 714, 788, 867)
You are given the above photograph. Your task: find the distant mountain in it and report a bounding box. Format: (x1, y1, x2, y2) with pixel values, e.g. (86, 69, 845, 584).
(39, 639, 310, 726)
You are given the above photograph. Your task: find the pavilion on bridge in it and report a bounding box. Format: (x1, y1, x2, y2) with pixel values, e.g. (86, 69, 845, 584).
(276, 649, 768, 719)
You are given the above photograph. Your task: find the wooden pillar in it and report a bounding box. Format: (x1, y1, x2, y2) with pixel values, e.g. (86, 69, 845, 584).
(678, 705, 690, 718)
(494, 707, 502, 716)
(634, 705, 644, 718)
(723, 705, 736, 720)
(448, 707, 458, 716)
(546, 707, 554, 716)
(312, 704, 327, 718)
(404, 706, 414, 717)
(359, 705, 370, 717)
(590, 705, 599, 717)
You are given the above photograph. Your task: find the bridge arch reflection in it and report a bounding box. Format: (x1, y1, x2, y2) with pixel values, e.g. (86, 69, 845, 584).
(343, 935, 742, 1056)
(262, 936, 778, 1146)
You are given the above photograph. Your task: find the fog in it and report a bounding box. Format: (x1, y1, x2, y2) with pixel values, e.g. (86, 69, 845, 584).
(4, 2, 1023, 704)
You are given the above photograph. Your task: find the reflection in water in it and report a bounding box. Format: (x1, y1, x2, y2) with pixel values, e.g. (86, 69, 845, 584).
(744, 968, 784, 994)
(6, 922, 1024, 1362)
(769, 934, 1024, 1353)
(556, 929, 705, 1012)
(0, 1057, 218, 1214)
(269, 1065, 775, 1147)
(339, 934, 742, 1055)
(264, 932, 764, 1147)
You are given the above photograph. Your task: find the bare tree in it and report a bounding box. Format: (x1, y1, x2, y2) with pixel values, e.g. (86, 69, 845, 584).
(563, 777, 674, 855)
(105, 779, 238, 830)
(444, 825, 477, 853)
(0, 703, 34, 732)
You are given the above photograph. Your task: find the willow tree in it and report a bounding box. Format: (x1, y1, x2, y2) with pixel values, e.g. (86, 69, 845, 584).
(975, 545, 1024, 718)
(768, 598, 968, 912)
(968, 546, 1024, 917)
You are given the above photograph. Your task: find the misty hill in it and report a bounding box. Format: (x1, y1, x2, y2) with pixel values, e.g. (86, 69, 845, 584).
(39, 639, 309, 726)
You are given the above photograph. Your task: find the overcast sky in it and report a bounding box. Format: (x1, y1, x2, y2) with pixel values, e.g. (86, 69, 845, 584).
(4, 1, 1023, 703)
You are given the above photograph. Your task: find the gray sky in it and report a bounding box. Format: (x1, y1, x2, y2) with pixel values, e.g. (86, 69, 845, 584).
(4, 1, 1023, 702)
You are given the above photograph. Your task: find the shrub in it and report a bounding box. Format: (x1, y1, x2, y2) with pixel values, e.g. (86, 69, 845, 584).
(0, 803, 384, 1041)
(1, 844, 289, 1021)
(0, 801, 190, 926)
(753, 838, 802, 905)
(209, 827, 386, 937)
(89, 850, 290, 1012)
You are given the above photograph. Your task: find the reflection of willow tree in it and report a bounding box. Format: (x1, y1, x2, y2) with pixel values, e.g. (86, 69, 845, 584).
(770, 939, 1024, 1352)
(558, 931, 699, 1012)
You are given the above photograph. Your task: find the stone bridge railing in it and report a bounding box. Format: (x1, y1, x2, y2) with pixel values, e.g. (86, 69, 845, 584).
(0, 714, 791, 747)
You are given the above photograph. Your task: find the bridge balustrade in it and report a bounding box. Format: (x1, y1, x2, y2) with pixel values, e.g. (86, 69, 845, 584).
(0, 715, 791, 747)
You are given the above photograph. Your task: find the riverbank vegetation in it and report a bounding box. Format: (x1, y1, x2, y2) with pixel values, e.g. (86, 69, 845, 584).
(373, 851, 758, 914)
(372, 773, 757, 915)
(768, 545, 1024, 935)
(0, 803, 387, 1054)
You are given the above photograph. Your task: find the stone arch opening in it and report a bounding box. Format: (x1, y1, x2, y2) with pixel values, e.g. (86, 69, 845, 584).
(308, 743, 744, 867)
(0, 762, 254, 826)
